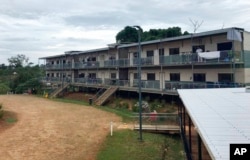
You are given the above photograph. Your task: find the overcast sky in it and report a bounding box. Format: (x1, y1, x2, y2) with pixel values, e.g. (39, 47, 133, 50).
(1, 0, 250, 65)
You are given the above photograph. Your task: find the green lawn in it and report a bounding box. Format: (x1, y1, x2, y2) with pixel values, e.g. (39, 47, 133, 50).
(97, 130, 185, 160)
(52, 98, 185, 160)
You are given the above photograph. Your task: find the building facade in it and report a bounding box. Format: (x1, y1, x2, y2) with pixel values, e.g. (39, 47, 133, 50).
(40, 27, 250, 95)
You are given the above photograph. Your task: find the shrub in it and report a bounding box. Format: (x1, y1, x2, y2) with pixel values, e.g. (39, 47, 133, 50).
(0, 83, 10, 94)
(150, 100, 162, 111)
(121, 102, 129, 109)
(133, 101, 150, 112)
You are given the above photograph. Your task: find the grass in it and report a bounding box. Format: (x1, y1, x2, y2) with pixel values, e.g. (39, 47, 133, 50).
(50, 97, 185, 160)
(5, 117, 17, 123)
(52, 98, 134, 122)
(97, 129, 185, 160)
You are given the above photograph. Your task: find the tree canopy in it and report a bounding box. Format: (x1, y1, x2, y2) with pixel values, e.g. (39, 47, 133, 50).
(8, 54, 30, 68)
(116, 26, 190, 43)
(1, 55, 44, 94)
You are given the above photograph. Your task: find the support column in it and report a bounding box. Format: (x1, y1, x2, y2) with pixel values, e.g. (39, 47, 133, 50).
(183, 107, 186, 135)
(189, 116, 192, 154)
(198, 134, 202, 160)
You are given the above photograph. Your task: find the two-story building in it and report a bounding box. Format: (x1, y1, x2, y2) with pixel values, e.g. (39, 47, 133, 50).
(40, 27, 250, 95)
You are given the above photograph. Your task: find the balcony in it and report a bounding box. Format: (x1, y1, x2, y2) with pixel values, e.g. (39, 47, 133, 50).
(133, 80, 160, 90)
(45, 64, 63, 70)
(104, 59, 129, 67)
(45, 63, 72, 70)
(74, 61, 100, 69)
(44, 50, 245, 71)
(160, 50, 243, 65)
(164, 81, 245, 91)
(133, 57, 154, 66)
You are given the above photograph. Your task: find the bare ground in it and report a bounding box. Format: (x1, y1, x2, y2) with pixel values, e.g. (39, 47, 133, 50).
(0, 95, 122, 160)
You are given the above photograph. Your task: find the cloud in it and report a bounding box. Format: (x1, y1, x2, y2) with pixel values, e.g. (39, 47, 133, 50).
(0, 0, 250, 64)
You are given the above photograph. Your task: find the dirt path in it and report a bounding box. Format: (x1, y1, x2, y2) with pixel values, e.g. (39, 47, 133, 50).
(0, 95, 122, 160)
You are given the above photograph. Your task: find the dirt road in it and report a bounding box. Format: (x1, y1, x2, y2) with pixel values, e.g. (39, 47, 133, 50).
(0, 95, 121, 160)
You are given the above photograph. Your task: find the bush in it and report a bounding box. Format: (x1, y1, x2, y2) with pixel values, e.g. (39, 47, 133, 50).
(150, 100, 162, 111)
(133, 101, 150, 112)
(0, 83, 10, 94)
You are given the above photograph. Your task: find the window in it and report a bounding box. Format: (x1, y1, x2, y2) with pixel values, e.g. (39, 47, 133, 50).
(88, 73, 96, 78)
(193, 73, 206, 82)
(111, 73, 116, 79)
(79, 73, 85, 78)
(159, 48, 164, 56)
(109, 56, 116, 60)
(147, 73, 155, 80)
(218, 73, 233, 82)
(134, 73, 138, 79)
(169, 48, 179, 55)
(217, 42, 232, 51)
(170, 73, 180, 81)
(133, 52, 138, 58)
(51, 61, 54, 65)
(146, 50, 154, 57)
(192, 45, 205, 53)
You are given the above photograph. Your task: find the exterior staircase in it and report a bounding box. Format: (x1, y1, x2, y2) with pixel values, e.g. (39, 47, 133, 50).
(50, 83, 70, 98)
(95, 86, 118, 106)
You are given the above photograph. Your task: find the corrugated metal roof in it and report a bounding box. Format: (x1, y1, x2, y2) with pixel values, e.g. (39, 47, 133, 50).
(178, 88, 250, 160)
(40, 47, 109, 59)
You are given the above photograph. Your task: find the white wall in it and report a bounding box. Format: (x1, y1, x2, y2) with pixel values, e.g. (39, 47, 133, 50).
(244, 31, 250, 50)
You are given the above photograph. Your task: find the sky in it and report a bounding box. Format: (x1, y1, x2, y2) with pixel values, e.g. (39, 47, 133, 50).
(1, 0, 250, 65)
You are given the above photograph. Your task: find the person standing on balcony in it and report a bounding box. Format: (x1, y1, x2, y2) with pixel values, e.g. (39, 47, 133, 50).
(196, 47, 203, 62)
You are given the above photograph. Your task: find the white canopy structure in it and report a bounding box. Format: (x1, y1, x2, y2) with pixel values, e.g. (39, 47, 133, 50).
(178, 88, 250, 160)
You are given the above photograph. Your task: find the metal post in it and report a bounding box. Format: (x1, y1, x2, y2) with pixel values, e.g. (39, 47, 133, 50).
(189, 116, 192, 154)
(133, 26, 143, 141)
(198, 134, 202, 160)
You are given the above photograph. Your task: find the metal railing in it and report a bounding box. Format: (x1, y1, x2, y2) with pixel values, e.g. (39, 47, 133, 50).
(74, 61, 100, 69)
(41, 77, 246, 94)
(133, 80, 160, 89)
(45, 50, 245, 70)
(133, 57, 154, 66)
(160, 50, 243, 65)
(133, 113, 179, 128)
(74, 78, 102, 84)
(104, 59, 129, 67)
(164, 81, 245, 91)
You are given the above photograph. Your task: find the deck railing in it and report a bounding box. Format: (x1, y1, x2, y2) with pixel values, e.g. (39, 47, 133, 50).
(160, 50, 243, 65)
(45, 50, 244, 70)
(133, 57, 154, 66)
(164, 81, 245, 91)
(133, 80, 160, 89)
(133, 113, 179, 128)
(41, 77, 245, 93)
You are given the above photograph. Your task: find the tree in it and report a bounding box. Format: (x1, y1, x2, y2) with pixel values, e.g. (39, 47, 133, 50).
(8, 54, 29, 68)
(116, 26, 142, 43)
(116, 26, 190, 43)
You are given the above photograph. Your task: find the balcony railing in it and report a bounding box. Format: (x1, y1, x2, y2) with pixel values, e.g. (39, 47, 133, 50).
(45, 63, 73, 70)
(45, 51, 244, 70)
(133, 57, 154, 66)
(74, 78, 102, 84)
(164, 81, 245, 91)
(160, 50, 243, 65)
(133, 80, 160, 89)
(42, 77, 246, 95)
(74, 61, 100, 69)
